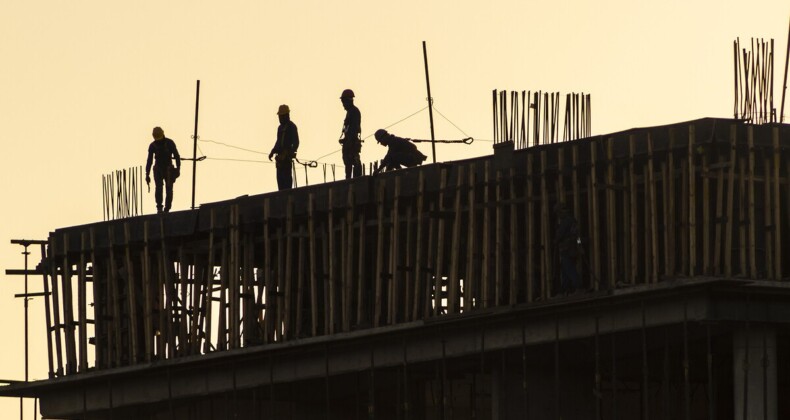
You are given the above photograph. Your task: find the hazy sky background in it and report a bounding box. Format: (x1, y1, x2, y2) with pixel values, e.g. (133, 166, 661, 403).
(0, 1, 787, 417)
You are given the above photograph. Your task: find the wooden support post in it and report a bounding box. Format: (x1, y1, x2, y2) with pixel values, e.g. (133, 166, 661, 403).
(525, 154, 535, 302)
(142, 221, 153, 361)
(374, 182, 385, 326)
(204, 209, 216, 351)
(308, 194, 319, 337)
(435, 167, 449, 314)
(262, 200, 273, 341)
(217, 239, 228, 351)
(160, 219, 177, 357)
(107, 228, 122, 366)
(680, 154, 689, 277)
(356, 194, 367, 326)
(449, 167, 464, 313)
(724, 125, 737, 277)
(667, 131, 676, 276)
(688, 125, 697, 277)
(346, 185, 356, 330)
(589, 141, 601, 289)
(284, 198, 295, 338)
(424, 200, 437, 318)
(482, 161, 492, 307)
(178, 247, 188, 355)
(465, 164, 477, 310)
(327, 188, 338, 333)
(713, 148, 726, 275)
(88, 229, 101, 369)
(647, 134, 659, 283)
(296, 226, 306, 338)
(739, 157, 747, 276)
(645, 161, 654, 284)
(413, 172, 426, 320)
(155, 244, 165, 358)
(509, 168, 519, 305)
(61, 234, 77, 373)
(231, 205, 241, 348)
(123, 223, 138, 364)
(572, 145, 583, 287)
(702, 135, 711, 276)
(747, 126, 757, 278)
(275, 227, 284, 341)
(49, 237, 65, 375)
(772, 127, 782, 280)
(606, 138, 617, 287)
(629, 135, 638, 284)
(540, 150, 552, 297)
(495, 169, 504, 306)
(764, 155, 774, 279)
(389, 179, 402, 323)
(78, 232, 88, 372)
(404, 201, 414, 318)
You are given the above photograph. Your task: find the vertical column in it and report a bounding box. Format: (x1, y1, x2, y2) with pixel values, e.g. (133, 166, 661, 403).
(772, 127, 782, 279)
(733, 328, 777, 419)
(374, 182, 385, 326)
(413, 172, 426, 321)
(48, 237, 64, 376)
(525, 154, 535, 302)
(389, 179, 402, 323)
(724, 124, 737, 277)
(465, 164, 477, 310)
(647, 133, 659, 283)
(629, 136, 638, 283)
(747, 126, 757, 278)
(540, 149, 551, 297)
(606, 138, 617, 288)
(142, 221, 153, 360)
(78, 232, 88, 371)
(61, 233, 77, 373)
(449, 167, 464, 313)
(688, 124, 697, 277)
(308, 194, 319, 336)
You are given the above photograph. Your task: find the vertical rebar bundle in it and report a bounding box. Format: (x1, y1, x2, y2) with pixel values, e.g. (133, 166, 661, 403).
(734, 37, 776, 124)
(493, 89, 591, 149)
(102, 166, 144, 220)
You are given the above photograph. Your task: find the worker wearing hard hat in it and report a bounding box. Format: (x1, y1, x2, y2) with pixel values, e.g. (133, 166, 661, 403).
(339, 89, 362, 179)
(268, 104, 300, 190)
(371, 129, 427, 174)
(145, 126, 181, 213)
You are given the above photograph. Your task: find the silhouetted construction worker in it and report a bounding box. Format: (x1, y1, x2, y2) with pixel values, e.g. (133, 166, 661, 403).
(372, 129, 428, 174)
(339, 89, 362, 179)
(268, 104, 300, 190)
(145, 126, 181, 214)
(554, 202, 581, 295)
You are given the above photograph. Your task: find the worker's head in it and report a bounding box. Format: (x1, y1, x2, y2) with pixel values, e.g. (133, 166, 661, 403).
(152, 126, 164, 140)
(340, 89, 354, 108)
(374, 129, 390, 146)
(277, 104, 290, 123)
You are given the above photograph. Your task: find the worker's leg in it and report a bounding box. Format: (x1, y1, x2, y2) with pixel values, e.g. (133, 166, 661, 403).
(276, 161, 293, 190)
(352, 154, 362, 177)
(343, 150, 354, 179)
(153, 169, 164, 213)
(164, 177, 174, 212)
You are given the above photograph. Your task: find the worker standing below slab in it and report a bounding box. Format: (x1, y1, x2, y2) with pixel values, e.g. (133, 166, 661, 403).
(145, 126, 181, 214)
(371, 129, 427, 174)
(339, 88, 362, 179)
(268, 104, 300, 191)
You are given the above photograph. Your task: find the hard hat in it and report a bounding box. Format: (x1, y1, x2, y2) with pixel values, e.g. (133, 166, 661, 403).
(340, 89, 355, 99)
(277, 104, 290, 115)
(374, 129, 388, 142)
(152, 126, 164, 140)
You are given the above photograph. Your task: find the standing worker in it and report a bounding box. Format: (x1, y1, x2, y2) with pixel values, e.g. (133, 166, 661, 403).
(268, 104, 300, 190)
(145, 126, 181, 214)
(554, 202, 581, 295)
(339, 88, 362, 179)
(372, 129, 428, 174)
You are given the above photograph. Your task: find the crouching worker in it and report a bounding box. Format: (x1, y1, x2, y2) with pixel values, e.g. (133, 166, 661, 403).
(268, 104, 300, 190)
(372, 129, 428, 174)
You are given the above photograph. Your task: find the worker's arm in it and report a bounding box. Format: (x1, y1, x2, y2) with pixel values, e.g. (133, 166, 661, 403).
(145, 144, 153, 182)
(171, 139, 181, 169)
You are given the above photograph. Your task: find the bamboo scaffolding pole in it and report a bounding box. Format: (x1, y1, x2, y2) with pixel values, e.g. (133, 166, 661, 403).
(356, 194, 367, 326)
(295, 227, 305, 337)
(217, 239, 228, 350)
(178, 247, 188, 354)
(540, 150, 551, 297)
(589, 141, 601, 289)
(739, 156, 748, 276)
(702, 139, 711, 276)
(667, 131, 676, 276)
(107, 229, 122, 366)
(764, 154, 774, 279)
(404, 201, 414, 318)
(262, 200, 273, 341)
(465, 165, 477, 310)
(328, 187, 338, 333)
(47, 236, 64, 373)
(713, 148, 726, 275)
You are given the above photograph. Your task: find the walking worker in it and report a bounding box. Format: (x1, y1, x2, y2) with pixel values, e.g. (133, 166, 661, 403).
(145, 126, 181, 214)
(371, 129, 428, 174)
(268, 104, 300, 190)
(554, 202, 581, 295)
(339, 88, 362, 179)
